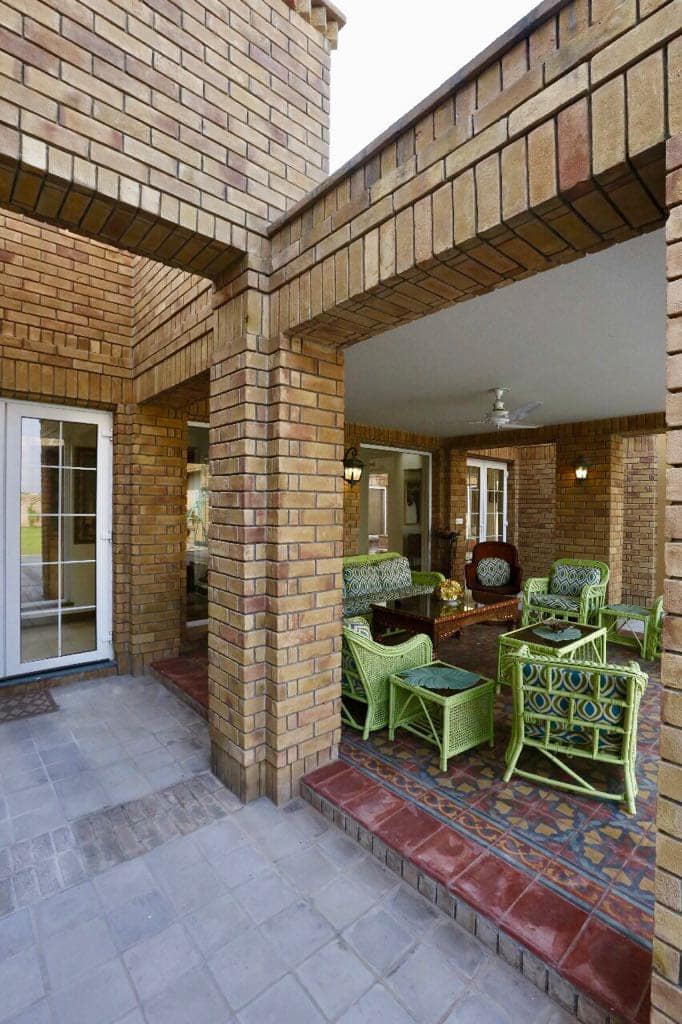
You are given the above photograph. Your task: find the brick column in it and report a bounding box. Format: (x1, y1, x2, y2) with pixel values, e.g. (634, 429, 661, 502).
(656, 133, 682, 1024)
(113, 403, 186, 674)
(448, 448, 468, 580)
(209, 288, 344, 804)
(554, 432, 624, 602)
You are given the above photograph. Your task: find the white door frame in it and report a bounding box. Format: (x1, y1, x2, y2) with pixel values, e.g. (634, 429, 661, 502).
(466, 457, 509, 544)
(3, 400, 113, 677)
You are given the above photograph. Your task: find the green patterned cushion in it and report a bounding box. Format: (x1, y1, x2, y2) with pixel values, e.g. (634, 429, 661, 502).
(343, 563, 383, 598)
(477, 556, 511, 587)
(549, 563, 601, 596)
(376, 556, 412, 590)
(529, 593, 579, 611)
(343, 617, 372, 640)
(343, 584, 434, 617)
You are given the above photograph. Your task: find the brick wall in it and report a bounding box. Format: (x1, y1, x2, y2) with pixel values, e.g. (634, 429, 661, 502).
(656, 131, 682, 1024)
(622, 434, 660, 605)
(0, 210, 133, 405)
(0, 0, 338, 274)
(270, 0, 674, 347)
(517, 443, 556, 580)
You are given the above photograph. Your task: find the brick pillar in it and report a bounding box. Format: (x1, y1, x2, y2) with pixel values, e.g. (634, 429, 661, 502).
(655, 133, 682, 1024)
(209, 287, 344, 804)
(554, 432, 624, 602)
(448, 448, 467, 580)
(113, 403, 186, 675)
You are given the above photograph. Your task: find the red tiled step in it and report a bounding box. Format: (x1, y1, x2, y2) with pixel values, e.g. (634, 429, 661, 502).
(304, 762, 653, 1024)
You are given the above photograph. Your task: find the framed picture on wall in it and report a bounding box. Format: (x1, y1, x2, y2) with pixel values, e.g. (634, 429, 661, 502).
(404, 471, 421, 526)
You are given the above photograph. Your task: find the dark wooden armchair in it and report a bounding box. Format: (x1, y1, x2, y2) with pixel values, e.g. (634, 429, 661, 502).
(465, 541, 522, 605)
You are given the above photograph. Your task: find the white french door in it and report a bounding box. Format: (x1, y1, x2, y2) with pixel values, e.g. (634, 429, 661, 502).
(466, 458, 508, 546)
(1, 400, 113, 678)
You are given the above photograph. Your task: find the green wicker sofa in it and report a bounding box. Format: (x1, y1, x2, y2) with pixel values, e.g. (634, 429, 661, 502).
(342, 552, 444, 618)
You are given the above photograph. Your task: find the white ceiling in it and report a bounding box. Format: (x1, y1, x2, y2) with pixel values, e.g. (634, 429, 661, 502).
(344, 230, 666, 437)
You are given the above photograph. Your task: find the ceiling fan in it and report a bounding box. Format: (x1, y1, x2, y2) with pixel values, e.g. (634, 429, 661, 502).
(467, 388, 543, 430)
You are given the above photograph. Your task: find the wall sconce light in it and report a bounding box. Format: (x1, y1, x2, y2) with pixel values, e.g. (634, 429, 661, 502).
(343, 446, 364, 486)
(574, 455, 589, 483)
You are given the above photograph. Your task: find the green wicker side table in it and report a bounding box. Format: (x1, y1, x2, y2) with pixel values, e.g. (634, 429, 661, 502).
(497, 622, 607, 688)
(388, 661, 495, 771)
(597, 598, 663, 661)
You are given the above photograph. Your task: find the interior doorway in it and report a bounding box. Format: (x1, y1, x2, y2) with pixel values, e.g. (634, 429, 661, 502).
(358, 444, 431, 570)
(186, 423, 209, 626)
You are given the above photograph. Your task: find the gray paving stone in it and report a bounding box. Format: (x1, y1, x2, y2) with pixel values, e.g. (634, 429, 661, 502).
(123, 922, 200, 1002)
(352, 855, 400, 896)
(0, 879, 15, 917)
(386, 883, 440, 930)
(183, 892, 250, 957)
(278, 845, 339, 896)
(238, 973, 325, 1024)
(94, 859, 157, 911)
(317, 829, 364, 868)
(232, 869, 297, 925)
(443, 992, 512, 1023)
(0, 947, 45, 1020)
(476, 958, 556, 1022)
(386, 944, 468, 1024)
(314, 876, 379, 929)
(346, 907, 413, 973)
(7, 784, 57, 819)
(43, 916, 117, 991)
(13, 805, 65, 843)
(208, 841, 270, 890)
(4, 998, 54, 1024)
(142, 965, 230, 1024)
(426, 920, 489, 978)
(149, 851, 223, 914)
(337, 984, 417, 1024)
(34, 881, 100, 938)
(106, 890, 175, 952)
(0, 910, 33, 961)
(267, 900, 336, 967)
(297, 939, 374, 1019)
(208, 927, 286, 1010)
(194, 817, 247, 862)
(49, 957, 137, 1024)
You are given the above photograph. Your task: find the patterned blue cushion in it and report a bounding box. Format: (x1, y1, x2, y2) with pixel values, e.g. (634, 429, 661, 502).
(524, 721, 622, 753)
(343, 563, 383, 598)
(529, 593, 579, 611)
(343, 617, 372, 640)
(549, 563, 601, 596)
(477, 557, 511, 587)
(520, 662, 627, 730)
(376, 557, 412, 590)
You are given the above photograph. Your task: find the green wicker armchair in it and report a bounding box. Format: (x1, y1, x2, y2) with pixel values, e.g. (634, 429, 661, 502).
(521, 558, 609, 627)
(598, 595, 663, 661)
(503, 646, 648, 814)
(342, 617, 433, 739)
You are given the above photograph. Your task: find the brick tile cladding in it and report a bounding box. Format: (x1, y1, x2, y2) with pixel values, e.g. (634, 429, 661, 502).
(0, 3, 681, 1004)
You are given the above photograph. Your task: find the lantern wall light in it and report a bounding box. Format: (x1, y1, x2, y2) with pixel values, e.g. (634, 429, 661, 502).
(574, 455, 589, 483)
(343, 447, 364, 486)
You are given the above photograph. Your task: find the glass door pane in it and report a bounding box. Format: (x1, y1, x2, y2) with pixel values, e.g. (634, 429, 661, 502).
(486, 467, 505, 542)
(5, 402, 112, 676)
(466, 465, 481, 552)
(18, 416, 98, 663)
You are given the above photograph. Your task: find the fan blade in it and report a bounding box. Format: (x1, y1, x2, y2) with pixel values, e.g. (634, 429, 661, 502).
(499, 422, 539, 429)
(466, 419, 490, 425)
(506, 400, 543, 422)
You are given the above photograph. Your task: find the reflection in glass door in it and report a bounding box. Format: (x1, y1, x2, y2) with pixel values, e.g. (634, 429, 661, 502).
(2, 402, 113, 677)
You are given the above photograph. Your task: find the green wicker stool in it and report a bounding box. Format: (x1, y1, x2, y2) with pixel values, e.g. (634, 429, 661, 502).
(597, 597, 663, 661)
(388, 661, 495, 771)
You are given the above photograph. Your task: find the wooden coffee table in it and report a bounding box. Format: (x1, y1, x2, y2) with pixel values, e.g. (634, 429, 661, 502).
(371, 593, 518, 653)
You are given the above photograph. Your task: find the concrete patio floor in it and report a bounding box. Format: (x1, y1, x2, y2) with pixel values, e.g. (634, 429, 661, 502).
(0, 674, 576, 1024)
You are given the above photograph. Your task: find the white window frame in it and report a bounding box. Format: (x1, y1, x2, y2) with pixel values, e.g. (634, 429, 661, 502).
(2, 400, 113, 677)
(466, 457, 508, 544)
(367, 481, 388, 540)
(359, 443, 432, 568)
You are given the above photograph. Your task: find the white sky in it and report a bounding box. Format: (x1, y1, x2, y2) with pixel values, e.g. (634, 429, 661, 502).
(330, 0, 537, 171)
